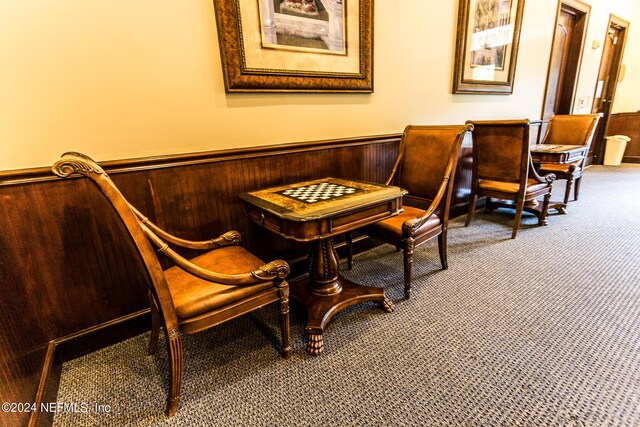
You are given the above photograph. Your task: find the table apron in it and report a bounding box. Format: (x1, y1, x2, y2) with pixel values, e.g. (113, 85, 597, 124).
(244, 200, 402, 242)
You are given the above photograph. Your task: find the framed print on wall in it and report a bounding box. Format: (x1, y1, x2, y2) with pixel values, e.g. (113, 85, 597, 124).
(452, 0, 525, 94)
(213, 0, 373, 93)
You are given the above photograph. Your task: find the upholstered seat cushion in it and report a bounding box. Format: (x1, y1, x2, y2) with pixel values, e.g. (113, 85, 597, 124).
(478, 178, 549, 195)
(165, 245, 274, 319)
(363, 206, 441, 241)
(537, 161, 581, 175)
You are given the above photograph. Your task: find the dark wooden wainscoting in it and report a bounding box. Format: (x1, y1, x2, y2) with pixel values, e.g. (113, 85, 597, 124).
(606, 112, 640, 163)
(0, 133, 473, 426)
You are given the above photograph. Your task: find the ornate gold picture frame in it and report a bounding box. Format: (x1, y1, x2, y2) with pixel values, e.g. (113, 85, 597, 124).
(213, 0, 374, 93)
(452, 0, 525, 94)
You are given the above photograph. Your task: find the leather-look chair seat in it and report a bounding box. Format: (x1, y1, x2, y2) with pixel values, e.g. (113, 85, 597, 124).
(537, 161, 581, 175)
(166, 246, 275, 319)
(465, 120, 555, 239)
(347, 124, 471, 298)
(363, 206, 440, 242)
(478, 179, 550, 194)
(535, 114, 600, 208)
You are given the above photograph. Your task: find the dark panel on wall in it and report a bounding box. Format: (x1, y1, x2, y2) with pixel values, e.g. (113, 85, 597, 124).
(450, 132, 474, 209)
(0, 133, 474, 424)
(606, 112, 640, 163)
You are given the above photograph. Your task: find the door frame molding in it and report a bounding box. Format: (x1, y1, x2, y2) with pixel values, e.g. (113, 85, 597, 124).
(591, 14, 630, 163)
(539, 0, 591, 124)
(592, 14, 630, 110)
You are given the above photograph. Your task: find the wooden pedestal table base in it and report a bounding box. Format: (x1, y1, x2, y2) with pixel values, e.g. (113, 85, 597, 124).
(239, 177, 405, 356)
(291, 237, 394, 355)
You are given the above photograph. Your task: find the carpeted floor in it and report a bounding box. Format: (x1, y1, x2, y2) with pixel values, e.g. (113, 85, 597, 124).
(53, 165, 640, 426)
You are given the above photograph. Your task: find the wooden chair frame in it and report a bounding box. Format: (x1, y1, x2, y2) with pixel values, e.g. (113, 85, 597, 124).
(52, 152, 290, 416)
(465, 120, 556, 239)
(537, 113, 600, 207)
(347, 124, 472, 298)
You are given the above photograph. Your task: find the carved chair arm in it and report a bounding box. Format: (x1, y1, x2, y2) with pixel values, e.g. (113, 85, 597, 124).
(139, 222, 289, 286)
(130, 204, 241, 250)
(568, 161, 582, 173)
(529, 159, 556, 184)
(401, 177, 449, 236)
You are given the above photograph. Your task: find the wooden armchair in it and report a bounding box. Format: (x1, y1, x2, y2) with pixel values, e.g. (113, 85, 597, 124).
(465, 120, 555, 239)
(347, 124, 472, 298)
(52, 152, 291, 417)
(536, 114, 600, 207)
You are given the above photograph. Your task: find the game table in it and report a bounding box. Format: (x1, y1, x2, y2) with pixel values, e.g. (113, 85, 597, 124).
(530, 144, 589, 213)
(239, 177, 406, 355)
(529, 144, 588, 165)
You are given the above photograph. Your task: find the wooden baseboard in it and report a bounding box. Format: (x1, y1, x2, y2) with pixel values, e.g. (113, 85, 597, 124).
(53, 309, 150, 362)
(27, 310, 151, 427)
(27, 342, 56, 427)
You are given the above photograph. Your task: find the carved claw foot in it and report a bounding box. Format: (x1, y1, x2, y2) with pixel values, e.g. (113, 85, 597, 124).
(380, 297, 395, 313)
(539, 217, 549, 226)
(307, 333, 323, 356)
(557, 207, 567, 214)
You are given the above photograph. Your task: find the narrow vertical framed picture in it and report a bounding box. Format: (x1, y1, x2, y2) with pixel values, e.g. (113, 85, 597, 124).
(213, 0, 373, 93)
(452, 0, 525, 94)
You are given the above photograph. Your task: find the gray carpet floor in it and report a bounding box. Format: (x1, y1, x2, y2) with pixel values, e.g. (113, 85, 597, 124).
(53, 165, 640, 426)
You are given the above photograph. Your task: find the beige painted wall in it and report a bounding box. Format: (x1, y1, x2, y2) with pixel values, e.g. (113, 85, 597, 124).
(0, 0, 637, 171)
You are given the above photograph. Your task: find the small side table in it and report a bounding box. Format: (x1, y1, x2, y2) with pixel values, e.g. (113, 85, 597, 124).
(240, 177, 406, 355)
(530, 144, 589, 213)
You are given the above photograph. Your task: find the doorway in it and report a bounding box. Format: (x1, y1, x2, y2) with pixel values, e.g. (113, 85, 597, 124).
(590, 15, 630, 164)
(540, 0, 590, 142)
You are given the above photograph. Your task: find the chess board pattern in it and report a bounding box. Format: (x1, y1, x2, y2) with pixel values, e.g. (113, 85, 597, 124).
(276, 181, 362, 204)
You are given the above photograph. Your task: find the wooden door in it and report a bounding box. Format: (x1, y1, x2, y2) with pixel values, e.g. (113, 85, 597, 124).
(540, 0, 590, 141)
(590, 15, 629, 164)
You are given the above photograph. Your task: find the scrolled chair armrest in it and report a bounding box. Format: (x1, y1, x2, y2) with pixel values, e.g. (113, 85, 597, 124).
(542, 173, 556, 183)
(402, 208, 437, 237)
(250, 260, 291, 284)
(529, 159, 556, 184)
(567, 162, 580, 173)
(130, 204, 241, 250)
(140, 222, 289, 286)
(401, 176, 451, 237)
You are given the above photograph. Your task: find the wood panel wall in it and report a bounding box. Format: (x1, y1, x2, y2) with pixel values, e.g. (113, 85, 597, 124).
(606, 112, 640, 163)
(0, 133, 473, 426)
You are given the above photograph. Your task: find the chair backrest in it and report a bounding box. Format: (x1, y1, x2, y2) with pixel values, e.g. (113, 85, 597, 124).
(468, 119, 530, 184)
(542, 114, 601, 147)
(52, 152, 181, 331)
(390, 124, 471, 212)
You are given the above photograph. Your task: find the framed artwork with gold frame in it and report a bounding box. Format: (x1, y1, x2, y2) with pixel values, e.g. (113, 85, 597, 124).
(452, 0, 525, 94)
(213, 0, 373, 93)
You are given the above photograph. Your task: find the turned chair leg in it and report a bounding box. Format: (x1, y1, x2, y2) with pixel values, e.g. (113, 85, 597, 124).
(438, 230, 448, 270)
(403, 238, 415, 299)
(165, 330, 184, 417)
(574, 176, 582, 201)
(540, 193, 551, 226)
(465, 194, 477, 226)
(512, 197, 525, 239)
(345, 232, 353, 270)
(278, 284, 291, 359)
(563, 178, 573, 206)
(148, 294, 160, 355)
(484, 197, 496, 214)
